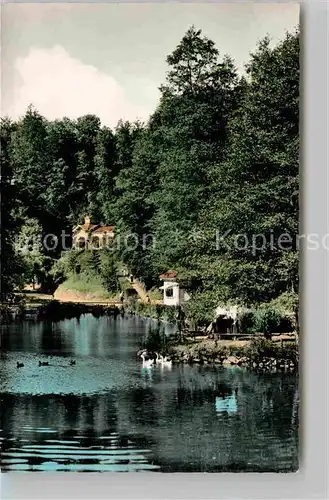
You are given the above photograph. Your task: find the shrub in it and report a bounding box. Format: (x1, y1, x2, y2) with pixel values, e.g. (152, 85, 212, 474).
(127, 295, 138, 311)
(183, 291, 218, 326)
(76, 250, 99, 277)
(278, 315, 294, 333)
(50, 250, 78, 283)
(99, 251, 119, 293)
(162, 305, 180, 323)
(245, 338, 277, 362)
(142, 326, 168, 352)
(279, 341, 299, 362)
(271, 292, 299, 333)
(238, 310, 257, 334)
(271, 291, 299, 314)
(148, 287, 163, 301)
(244, 337, 298, 364)
(254, 307, 282, 338)
(155, 304, 163, 320)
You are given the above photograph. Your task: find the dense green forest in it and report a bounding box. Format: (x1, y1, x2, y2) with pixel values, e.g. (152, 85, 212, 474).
(0, 26, 299, 320)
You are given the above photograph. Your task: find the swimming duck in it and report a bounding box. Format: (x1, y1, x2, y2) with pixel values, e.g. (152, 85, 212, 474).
(69, 360, 76, 365)
(38, 361, 49, 366)
(16, 362, 24, 368)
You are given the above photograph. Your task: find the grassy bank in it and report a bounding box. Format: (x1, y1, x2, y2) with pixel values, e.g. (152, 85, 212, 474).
(50, 248, 121, 301)
(55, 275, 118, 301)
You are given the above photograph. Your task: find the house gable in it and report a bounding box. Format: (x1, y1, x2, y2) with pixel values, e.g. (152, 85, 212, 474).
(72, 217, 115, 249)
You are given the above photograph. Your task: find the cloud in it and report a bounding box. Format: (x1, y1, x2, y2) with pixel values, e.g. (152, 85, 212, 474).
(3, 45, 153, 128)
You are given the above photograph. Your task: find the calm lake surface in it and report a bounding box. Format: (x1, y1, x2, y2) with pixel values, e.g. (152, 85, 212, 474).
(0, 314, 299, 472)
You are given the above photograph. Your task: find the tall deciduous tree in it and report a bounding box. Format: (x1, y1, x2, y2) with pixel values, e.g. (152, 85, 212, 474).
(94, 126, 117, 224)
(1, 26, 299, 310)
(150, 26, 240, 274)
(195, 30, 299, 305)
(0, 118, 22, 299)
(114, 128, 158, 286)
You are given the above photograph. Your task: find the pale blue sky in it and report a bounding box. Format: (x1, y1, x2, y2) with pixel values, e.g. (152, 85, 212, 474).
(1, 3, 299, 127)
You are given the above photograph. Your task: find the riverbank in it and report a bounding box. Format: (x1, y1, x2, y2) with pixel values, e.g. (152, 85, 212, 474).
(126, 301, 180, 324)
(53, 285, 120, 305)
(169, 337, 298, 370)
(0, 293, 121, 323)
(0, 283, 156, 323)
(2, 291, 298, 372)
(140, 325, 298, 371)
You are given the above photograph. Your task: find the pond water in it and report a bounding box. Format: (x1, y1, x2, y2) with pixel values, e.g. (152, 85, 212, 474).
(0, 314, 299, 472)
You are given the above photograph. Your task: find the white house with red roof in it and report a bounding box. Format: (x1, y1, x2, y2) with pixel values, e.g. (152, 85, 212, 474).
(72, 216, 115, 249)
(159, 270, 190, 306)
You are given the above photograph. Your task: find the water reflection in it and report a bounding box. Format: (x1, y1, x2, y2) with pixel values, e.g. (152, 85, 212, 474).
(215, 394, 238, 415)
(0, 393, 159, 472)
(0, 314, 299, 472)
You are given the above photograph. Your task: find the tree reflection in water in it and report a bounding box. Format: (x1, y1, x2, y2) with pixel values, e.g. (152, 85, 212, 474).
(0, 315, 299, 472)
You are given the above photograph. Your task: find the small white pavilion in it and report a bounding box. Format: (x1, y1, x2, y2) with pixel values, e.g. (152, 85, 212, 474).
(159, 270, 190, 306)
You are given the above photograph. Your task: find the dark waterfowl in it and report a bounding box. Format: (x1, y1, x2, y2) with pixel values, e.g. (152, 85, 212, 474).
(38, 361, 49, 366)
(69, 360, 76, 365)
(16, 362, 24, 368)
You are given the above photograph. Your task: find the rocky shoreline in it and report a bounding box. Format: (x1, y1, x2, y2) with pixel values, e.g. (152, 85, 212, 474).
(170, 350, 297, 371)
(140, 333, 299, 372)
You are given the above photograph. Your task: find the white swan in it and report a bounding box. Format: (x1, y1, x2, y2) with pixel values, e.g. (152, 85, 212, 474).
(140, 350, 155, 368)
(161, 355, 172, 367)
(155, 352, 164, 364)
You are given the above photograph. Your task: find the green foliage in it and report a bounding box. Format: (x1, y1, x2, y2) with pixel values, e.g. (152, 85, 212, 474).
(76, 250, 99, 278)
(99, 250, 119, 293)
(149, 26, 239, 276)
(162, 305, 181, 324)
(142, 325, 167, 352)
(192, 29, 299, 305)
(14, 217, 51, 286)
(270, 291, 299, 333)
(245, 338, 277, 362)
(50, 248, 119, 296)
(2, 26, 299, 312)
(60, 275, 113, 298)
(147, 287, 162, 301)
(270, 291, 299, 314)
(254, 307, 282, 337)
(50, 250, 78, 284)
(113, 124, 156, 287)
(238, 310, 257, 334)
(245, 337, 298, 364)
(127, 300, 181, 325)
(183, 291, 218, 326)
(0, 118, 23, 299)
